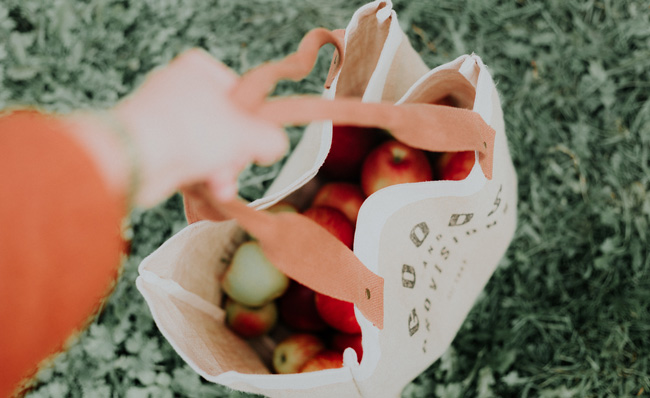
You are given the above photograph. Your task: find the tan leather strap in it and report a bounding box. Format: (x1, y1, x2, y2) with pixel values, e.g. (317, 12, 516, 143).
(184, 185, 384, 329)
(258, 97, 495, 178)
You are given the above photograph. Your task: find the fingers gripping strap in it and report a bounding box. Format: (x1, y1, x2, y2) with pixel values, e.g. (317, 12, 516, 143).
(185, 185, 385, 329)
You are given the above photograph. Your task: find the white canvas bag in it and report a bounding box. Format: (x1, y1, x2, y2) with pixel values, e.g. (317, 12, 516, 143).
(137, 1, 517, 397)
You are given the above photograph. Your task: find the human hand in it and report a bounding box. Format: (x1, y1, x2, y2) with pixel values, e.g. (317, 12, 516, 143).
(113, 49, 289, 207)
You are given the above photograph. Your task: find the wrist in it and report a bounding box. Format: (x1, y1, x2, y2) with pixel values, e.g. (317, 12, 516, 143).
(63, 112, 132, 207)
(95, 111, 141, 210)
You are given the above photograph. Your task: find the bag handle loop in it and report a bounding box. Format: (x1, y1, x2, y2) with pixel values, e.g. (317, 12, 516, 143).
(230, 28, 346, 112)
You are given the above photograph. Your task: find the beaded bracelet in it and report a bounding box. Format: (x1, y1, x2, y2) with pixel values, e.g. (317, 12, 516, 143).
(97, 111, 141, 211)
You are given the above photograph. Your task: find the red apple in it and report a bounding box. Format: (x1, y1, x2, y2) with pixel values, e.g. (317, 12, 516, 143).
(438, 151, 475, 181)
(360, 140, 433, 196)
(330, 332, 363, 362)
(299, 350, 344, 373)
(278, 281, 328, 332)
(312, 182, 365, 224)
(225, 298, 277, 339)
(314, 293, 361, 334)
(303, 206, 355, 249)
(320, 125, 382, 180)
(272, 334, 325, 374)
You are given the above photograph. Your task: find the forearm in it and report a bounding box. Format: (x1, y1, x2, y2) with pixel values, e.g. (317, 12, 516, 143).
(62, 112, 131, 206)
(0, 111, 125, 397)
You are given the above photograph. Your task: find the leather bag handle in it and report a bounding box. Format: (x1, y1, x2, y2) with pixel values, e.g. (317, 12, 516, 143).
(231, 28, 495, 178)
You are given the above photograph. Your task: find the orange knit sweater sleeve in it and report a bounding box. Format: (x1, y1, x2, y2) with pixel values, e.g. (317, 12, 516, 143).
(0, 111, 126, 397)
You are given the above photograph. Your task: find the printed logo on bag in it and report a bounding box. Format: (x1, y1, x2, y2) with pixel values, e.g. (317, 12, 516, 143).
(400, 184, 509, 353)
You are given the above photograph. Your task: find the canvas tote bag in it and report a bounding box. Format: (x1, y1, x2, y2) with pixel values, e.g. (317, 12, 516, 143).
(136, 1, 517, 397)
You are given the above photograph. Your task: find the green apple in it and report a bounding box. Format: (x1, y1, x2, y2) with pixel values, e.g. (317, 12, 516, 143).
(222, 241, 289, 307)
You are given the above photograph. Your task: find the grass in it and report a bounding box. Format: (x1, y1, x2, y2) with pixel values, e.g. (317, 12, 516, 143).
(1, 0, 649, 397)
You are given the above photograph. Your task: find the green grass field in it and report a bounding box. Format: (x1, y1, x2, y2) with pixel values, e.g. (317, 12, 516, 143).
(2, 0, 649, 397)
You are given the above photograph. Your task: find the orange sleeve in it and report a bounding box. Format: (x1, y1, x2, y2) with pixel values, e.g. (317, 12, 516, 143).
(0, 111, 126, 397)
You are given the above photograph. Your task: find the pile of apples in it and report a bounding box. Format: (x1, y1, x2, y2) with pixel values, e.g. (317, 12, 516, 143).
(219, 125, 475, 374)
